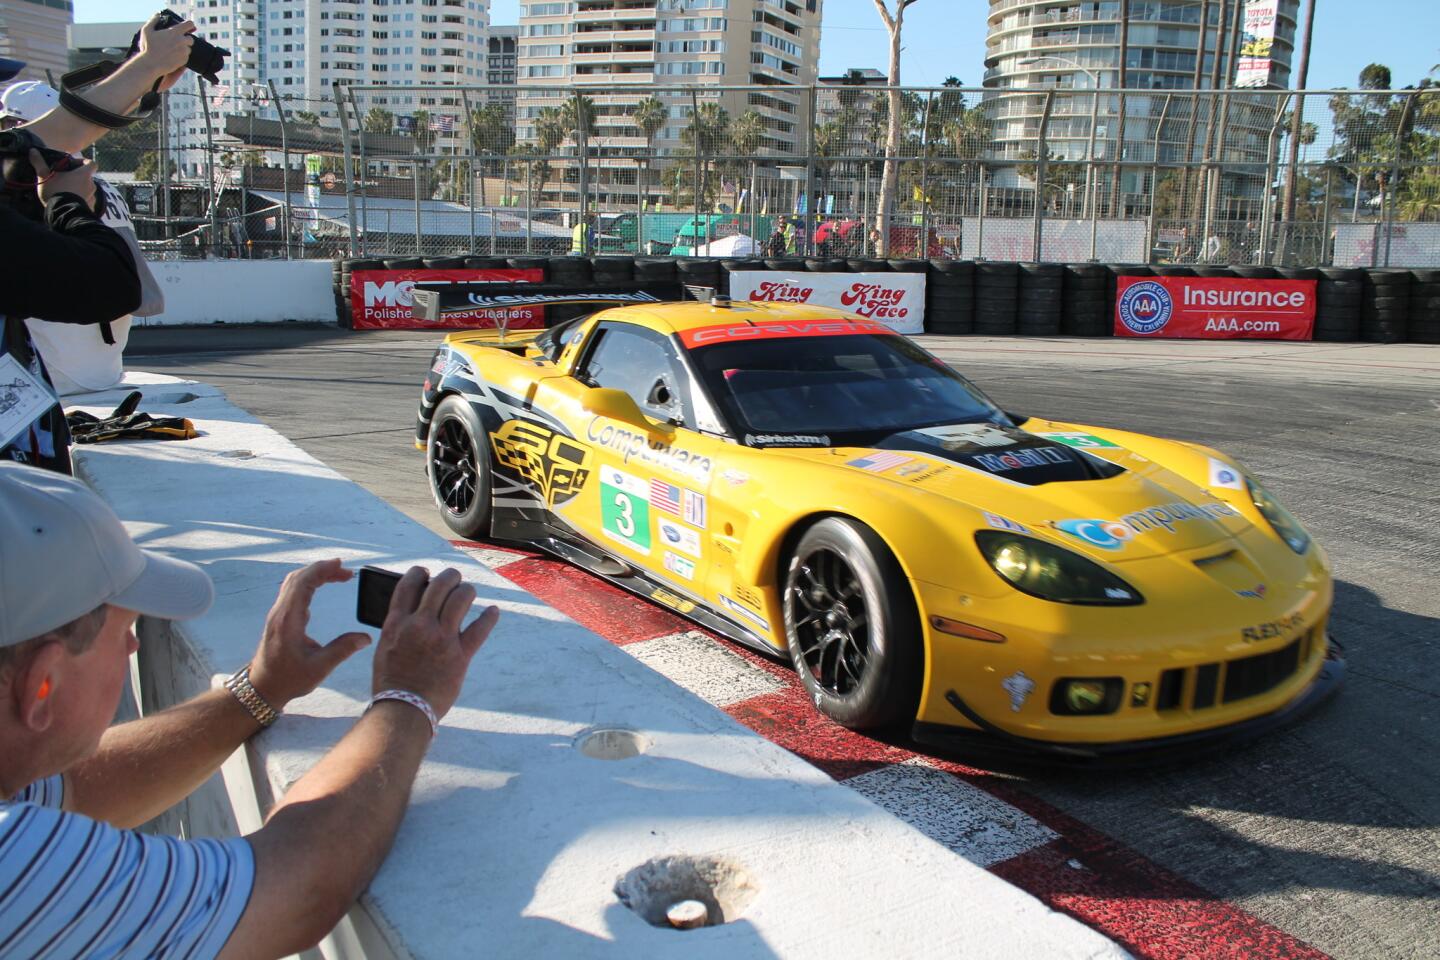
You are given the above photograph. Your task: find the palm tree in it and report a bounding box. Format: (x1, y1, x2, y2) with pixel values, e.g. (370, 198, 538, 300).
(468, 103, 514, 206)
(680, 102, 730, 211)
(362, 107, 394, 135)
(294, 110, 321, 127)
(943, 104, 992, 217)
(530, 107, 568, 200)
(632, 95, 668, 209)
(728, 109, 766, 213)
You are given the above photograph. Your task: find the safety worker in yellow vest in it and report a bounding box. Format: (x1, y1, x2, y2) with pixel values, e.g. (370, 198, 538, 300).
(571, 213, 596, 255)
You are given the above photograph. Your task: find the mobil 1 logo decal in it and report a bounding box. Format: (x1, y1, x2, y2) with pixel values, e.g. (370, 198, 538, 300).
(600, 466, 651, 553)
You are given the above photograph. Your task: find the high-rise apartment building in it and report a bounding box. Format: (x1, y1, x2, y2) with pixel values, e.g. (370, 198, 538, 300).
(515, 0, 822, 205)
(982, 0, 1299, 206)
(165, 0, 489, 175)
(0, 0, 74, 84)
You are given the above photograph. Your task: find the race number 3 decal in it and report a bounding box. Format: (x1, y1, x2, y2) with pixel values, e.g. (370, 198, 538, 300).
(600, 466, 651, 553)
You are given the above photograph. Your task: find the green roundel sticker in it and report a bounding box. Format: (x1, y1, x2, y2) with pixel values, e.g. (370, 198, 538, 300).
(1034, 431, 1120, 449)
(601, 466, 651, 553)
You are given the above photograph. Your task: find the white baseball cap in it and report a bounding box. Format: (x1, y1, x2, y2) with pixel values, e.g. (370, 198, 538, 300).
(0, 80, 59, 122)
(0, 463, 214, 647)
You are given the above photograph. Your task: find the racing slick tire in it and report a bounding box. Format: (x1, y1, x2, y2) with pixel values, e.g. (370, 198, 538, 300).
(426, 396, 493, 541)
(783, 517, 923, 731)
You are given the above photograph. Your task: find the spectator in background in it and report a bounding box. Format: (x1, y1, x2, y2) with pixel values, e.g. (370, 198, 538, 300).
(0, 462, 500, 957)
(2, 82, 164, 397)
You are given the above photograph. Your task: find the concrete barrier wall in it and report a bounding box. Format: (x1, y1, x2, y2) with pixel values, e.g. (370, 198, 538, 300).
(142, 260, 335, 326)
(69, 374, 1125, 960)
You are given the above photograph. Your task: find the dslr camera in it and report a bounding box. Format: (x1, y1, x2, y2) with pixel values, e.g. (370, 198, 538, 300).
(129, 9, 229, 85)
(0, 128, 88, 221)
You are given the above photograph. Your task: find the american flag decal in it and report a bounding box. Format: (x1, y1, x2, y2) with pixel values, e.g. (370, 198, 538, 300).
(650, 478, 682, 515)
(846, 452, 912, 473)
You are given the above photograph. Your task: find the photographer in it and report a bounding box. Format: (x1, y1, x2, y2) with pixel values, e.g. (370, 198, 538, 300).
(0, 19, 194, 473)
(0, 463, 500, 958)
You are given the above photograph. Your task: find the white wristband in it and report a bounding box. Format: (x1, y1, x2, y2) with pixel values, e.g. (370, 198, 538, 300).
(368, 689, 439, 737)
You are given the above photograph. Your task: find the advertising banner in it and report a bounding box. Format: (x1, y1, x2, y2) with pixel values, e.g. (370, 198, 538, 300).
(1115, 276, 1316, 340)
(1235, 1, 1278, 88)
(729, 271, 926, 334)
(350, 268, 545, 329)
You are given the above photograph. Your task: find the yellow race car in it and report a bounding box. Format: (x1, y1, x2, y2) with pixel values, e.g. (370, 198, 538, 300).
(415, 299, 1343, 760)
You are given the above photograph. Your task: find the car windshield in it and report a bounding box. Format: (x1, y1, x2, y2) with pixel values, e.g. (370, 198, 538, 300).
(690, 333, 1006, 437)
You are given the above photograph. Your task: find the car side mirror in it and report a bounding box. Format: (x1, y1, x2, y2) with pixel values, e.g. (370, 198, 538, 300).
(582, 387, 674, 436)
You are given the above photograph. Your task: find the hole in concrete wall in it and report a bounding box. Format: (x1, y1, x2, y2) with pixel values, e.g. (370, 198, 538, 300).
(615, 855, 758, 929)
(576, 727, 649, 760)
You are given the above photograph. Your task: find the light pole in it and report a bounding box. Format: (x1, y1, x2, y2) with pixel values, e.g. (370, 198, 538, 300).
(1020, 56, 1102, 220)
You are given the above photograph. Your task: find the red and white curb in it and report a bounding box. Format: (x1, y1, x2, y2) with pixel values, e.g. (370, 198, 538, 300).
(455, 540, 1331, 960)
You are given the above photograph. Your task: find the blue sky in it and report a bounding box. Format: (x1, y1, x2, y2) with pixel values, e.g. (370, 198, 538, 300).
(78, 0, 1438, 91)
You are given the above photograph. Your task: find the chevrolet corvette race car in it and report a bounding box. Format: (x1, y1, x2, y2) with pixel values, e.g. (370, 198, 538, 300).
(414, 300, 1343, 759)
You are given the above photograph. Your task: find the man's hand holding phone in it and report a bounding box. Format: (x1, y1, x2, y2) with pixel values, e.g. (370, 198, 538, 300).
(368, 566, 498, 720)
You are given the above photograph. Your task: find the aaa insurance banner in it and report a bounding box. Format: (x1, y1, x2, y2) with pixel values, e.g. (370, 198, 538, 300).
(350, 268, 545, 329)
(1115, 276, 1316, 341)
(729, 271, 926, 334)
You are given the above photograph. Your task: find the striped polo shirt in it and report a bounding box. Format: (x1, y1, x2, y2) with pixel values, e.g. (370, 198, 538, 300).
(1, 775, 255, 959)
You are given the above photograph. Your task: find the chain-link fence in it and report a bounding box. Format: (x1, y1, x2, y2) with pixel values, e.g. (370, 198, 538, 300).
(87, 77, 1440, 266)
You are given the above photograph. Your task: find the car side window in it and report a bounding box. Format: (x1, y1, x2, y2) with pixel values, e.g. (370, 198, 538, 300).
(577, 322, 691, 425)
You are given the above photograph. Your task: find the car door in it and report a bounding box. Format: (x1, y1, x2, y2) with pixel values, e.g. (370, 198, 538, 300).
(569, 320, 723, 596)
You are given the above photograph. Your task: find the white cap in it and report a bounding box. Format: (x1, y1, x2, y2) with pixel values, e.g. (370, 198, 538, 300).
(0, 463, 214, 647)
(0, 80, 59, 122)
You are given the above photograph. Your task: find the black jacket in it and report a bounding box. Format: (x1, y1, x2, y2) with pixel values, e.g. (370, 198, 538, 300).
(1, 193, 141, 474)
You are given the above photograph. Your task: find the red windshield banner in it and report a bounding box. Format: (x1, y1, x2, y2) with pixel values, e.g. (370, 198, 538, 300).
(679, 318, 898, 349)
(1114, 276, 1316, 340)
(350, 268, 545, 329)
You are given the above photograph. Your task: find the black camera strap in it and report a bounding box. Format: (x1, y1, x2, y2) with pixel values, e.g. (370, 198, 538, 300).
(58, 63, 160, 130)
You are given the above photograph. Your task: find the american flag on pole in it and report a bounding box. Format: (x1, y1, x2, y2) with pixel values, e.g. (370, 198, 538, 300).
(429, 114, 457, 133)
(649, 479, 682, 516)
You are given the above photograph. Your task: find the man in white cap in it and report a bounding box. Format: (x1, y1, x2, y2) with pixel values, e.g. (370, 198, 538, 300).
(0, 462, 500, 957)
(2, 81, 160, 396)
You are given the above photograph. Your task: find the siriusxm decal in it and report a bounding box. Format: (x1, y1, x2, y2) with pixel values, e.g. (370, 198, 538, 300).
(1057, 501, 1241, 550)
(1118, 281, 1173, 335)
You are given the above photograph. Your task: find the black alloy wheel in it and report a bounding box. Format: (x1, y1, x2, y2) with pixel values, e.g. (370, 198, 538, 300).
(783, 517, 923, 730)
(427, 396, 492, 539)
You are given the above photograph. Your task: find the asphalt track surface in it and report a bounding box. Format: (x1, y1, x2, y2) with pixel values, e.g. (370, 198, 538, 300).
(125, 326, 1440, 959)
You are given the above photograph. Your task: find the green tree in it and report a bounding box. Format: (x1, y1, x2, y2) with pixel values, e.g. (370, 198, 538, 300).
(362, 107, 394, 135)
(294, 110, 321, 126)
(680, 102, 730, 210)
(632, 95, 668, 207)
(727, 109, 766, 212)
(468, 103, 515, 205)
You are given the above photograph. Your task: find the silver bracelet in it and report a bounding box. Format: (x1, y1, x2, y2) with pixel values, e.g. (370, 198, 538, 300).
(368, 689, 439, 737)
(225, 665, 279, 728)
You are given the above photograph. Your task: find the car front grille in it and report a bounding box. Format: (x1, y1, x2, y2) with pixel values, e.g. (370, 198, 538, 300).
(1157, 630, 1312, 712)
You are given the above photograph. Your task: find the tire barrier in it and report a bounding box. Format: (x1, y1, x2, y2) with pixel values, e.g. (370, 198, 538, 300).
(1062, 264, 1108, 337)
(975, 261, 1019, 336)
(1362, 269, 1411, 344)
(1316, 267, 1363, 343)
(330, 255, 1440, 343)
(1017, 262, 1063, 337)
(927, 259, 974, 336)
(1410, 269, 1440, 345)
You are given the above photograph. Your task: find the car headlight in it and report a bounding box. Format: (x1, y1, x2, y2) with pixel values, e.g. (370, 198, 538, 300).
(975, 532, 1144, 605)
(1247, 478, 1311, 554)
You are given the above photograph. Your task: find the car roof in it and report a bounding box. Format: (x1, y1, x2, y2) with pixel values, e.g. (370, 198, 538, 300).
(586, 300, 866, 337)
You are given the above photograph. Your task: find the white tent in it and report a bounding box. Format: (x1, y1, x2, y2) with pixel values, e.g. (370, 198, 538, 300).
(692, 234, 763, 257)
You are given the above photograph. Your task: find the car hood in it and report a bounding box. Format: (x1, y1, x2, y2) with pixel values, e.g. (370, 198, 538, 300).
(770, 423, 1253, 560)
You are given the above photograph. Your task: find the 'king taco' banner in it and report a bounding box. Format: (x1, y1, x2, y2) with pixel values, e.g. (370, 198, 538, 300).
(351, 268, 544, 329)
(1114, 276, 1316, 341)
(729, 271, 926, 334)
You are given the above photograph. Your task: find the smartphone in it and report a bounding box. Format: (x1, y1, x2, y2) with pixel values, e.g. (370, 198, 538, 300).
(356, 565, 402, 628)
